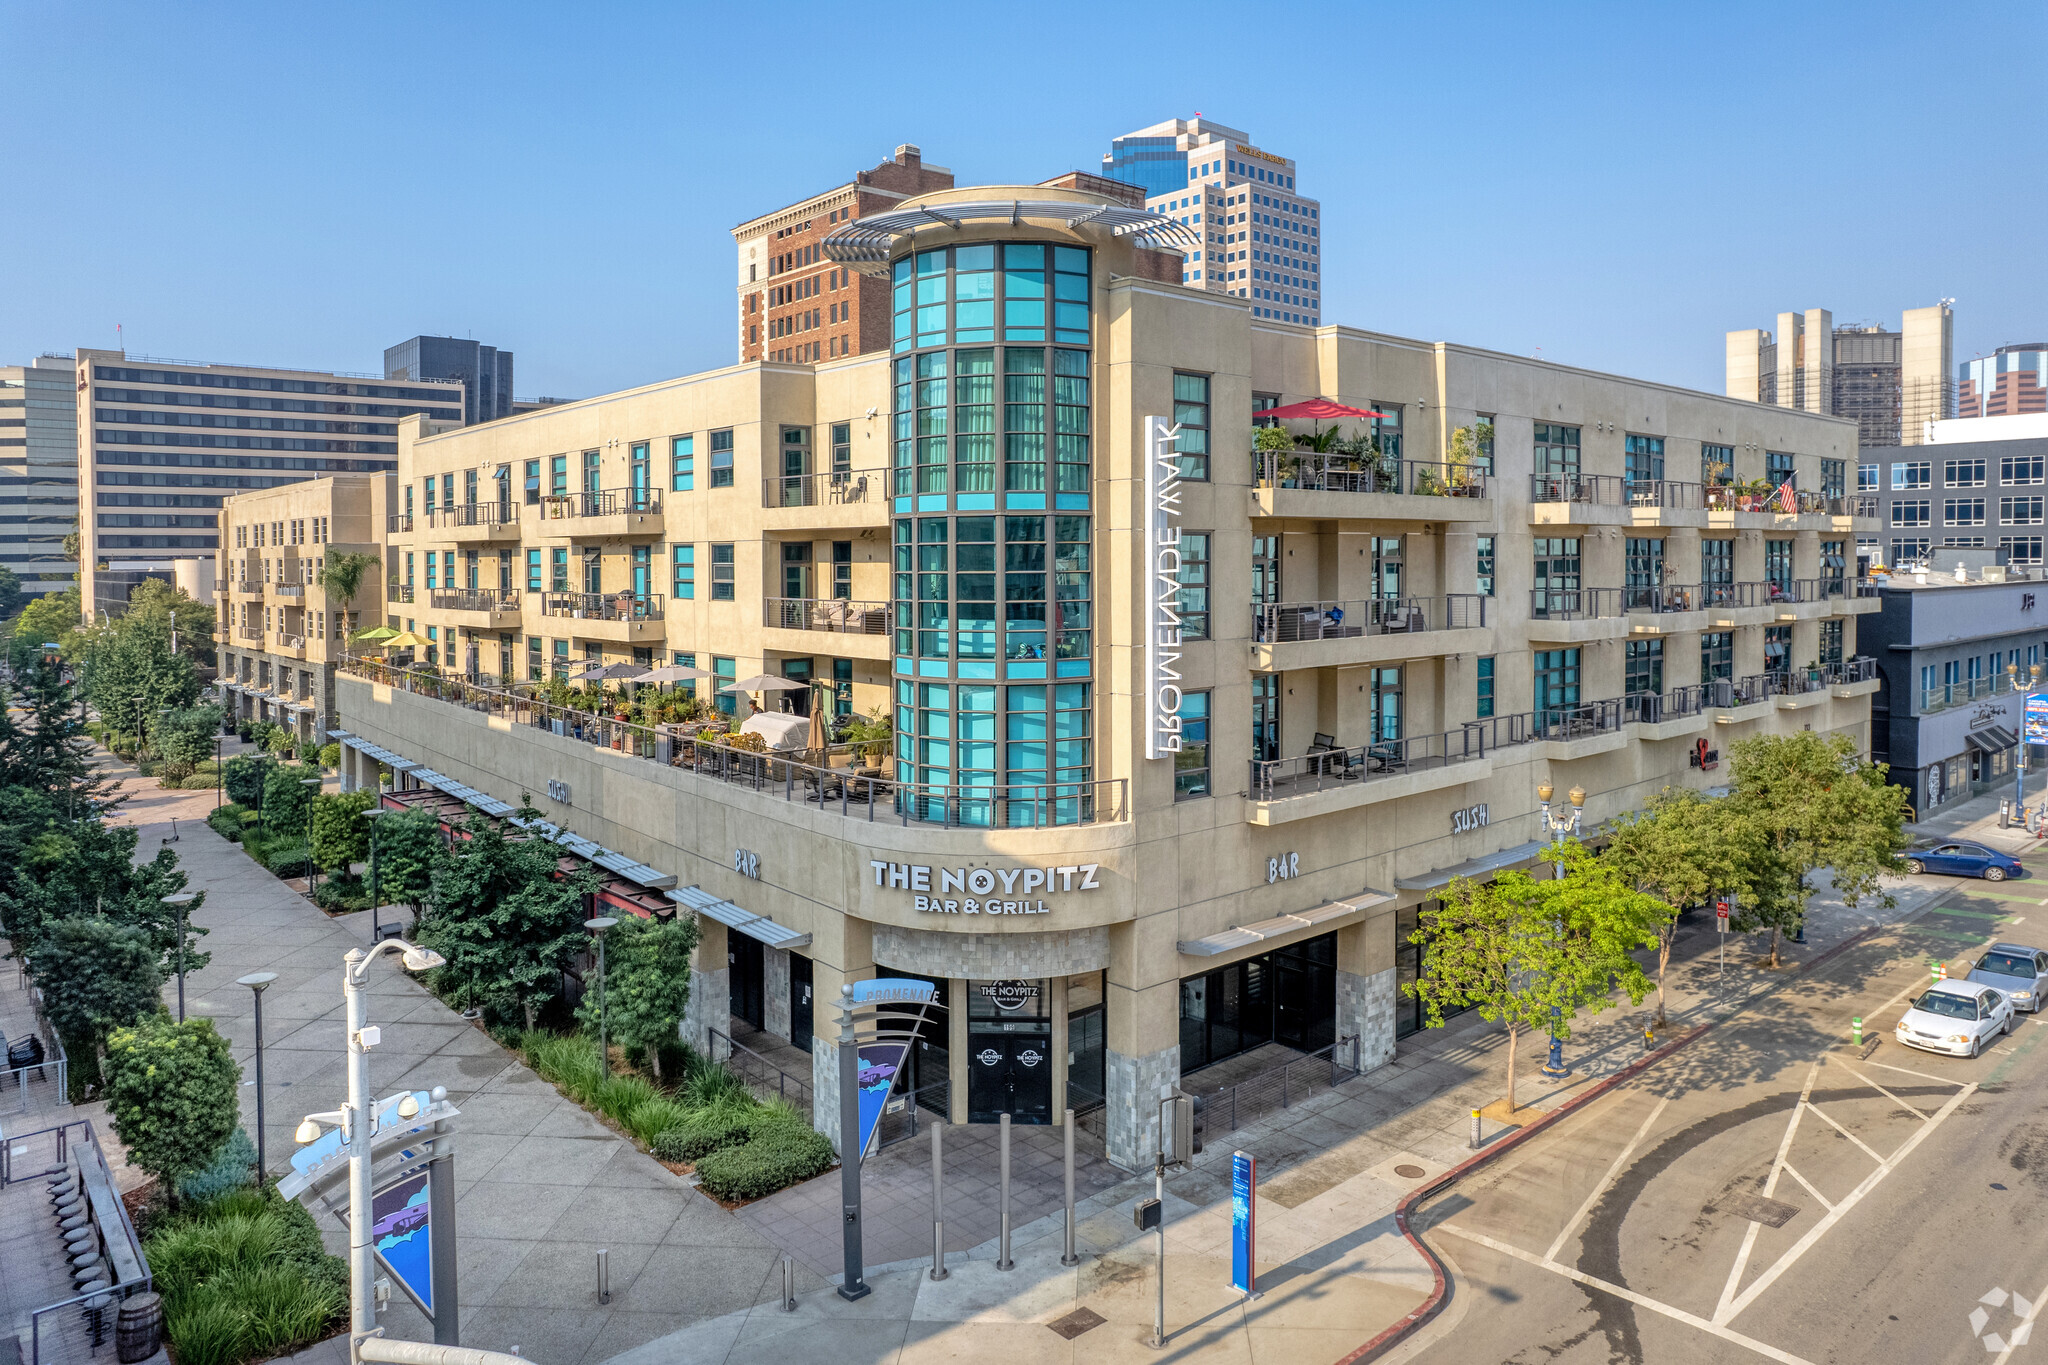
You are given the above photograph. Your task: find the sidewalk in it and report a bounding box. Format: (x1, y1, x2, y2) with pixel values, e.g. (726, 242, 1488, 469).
(96, 754, 800, 1365)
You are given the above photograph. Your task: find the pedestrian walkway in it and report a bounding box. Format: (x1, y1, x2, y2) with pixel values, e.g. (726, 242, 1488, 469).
(95, 754, 798, 1365)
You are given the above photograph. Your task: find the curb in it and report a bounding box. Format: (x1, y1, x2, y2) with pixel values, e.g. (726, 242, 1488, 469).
(1333, 922, 1881, 1365)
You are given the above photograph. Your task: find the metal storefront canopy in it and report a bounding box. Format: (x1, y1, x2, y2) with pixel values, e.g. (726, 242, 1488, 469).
(1968, 726, 2019, 754)
(667, 885, 811, 951)
(1177, 889, 1395, 957)
(1394, 840, 1548, 891)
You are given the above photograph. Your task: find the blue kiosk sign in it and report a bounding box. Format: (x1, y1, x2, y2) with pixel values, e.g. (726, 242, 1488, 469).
(1231, 1151, 1257, 1295)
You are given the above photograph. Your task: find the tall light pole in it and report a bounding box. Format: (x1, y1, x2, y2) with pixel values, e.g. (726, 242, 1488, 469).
(585, 916, 618, 1074)
(362, 807, 387, 940)
(1535, 782, 1586, 1079)
(301, 776, 323, 896)
(2008, 663, 2044, 825)
(292, 937, 445, 1359)
(237, 971, 277, 1186)
(164, 891, 199, 1021)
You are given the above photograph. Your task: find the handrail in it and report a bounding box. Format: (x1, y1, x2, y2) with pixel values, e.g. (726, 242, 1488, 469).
(388, 512, 414, 533)
(1253, 594, 1487, 642)
(539, 488, 661, 519)
(430, 588, 521, 613)
(708, 1027, 812, 1111)
(762, 597, 890, 634)
(540, 590, 664, 622)
(425, 501, 515, 529)
(1625, 479, 1702, 509)
(1530, 472, 1624, 505)
(762, 467, 886, 508)
(1190, 1035, 1360, 1141)
(338, 657, 1127, 830)
(387, 582, 415, 603)
(1255, 451, 1490, 499)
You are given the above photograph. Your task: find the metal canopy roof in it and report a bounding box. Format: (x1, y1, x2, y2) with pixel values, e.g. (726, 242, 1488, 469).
(821, 200, 1198, 275)
(1393, 840, 1548, 891)
(668, 885, 811, 950)
(1177, 889, 1395, 957)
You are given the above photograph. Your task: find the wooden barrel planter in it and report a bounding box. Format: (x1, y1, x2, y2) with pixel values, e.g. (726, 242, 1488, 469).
(114, 1291, 162, 1363)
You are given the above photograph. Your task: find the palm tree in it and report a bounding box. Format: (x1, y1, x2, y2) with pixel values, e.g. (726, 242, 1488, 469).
(323, 549, 381, 657)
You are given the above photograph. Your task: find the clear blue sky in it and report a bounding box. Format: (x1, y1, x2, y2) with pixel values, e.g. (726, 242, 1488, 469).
(4, 1, 2040, 403)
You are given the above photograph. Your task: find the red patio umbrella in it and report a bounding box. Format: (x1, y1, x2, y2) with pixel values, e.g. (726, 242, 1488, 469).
(1261, 398, 1389, 422)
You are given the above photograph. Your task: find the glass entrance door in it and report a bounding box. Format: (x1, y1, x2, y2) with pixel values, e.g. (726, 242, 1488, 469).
(1251, 673, 1280, 763)
(967, 1034, 1053, 1124)
(728, 933, 764, 1030)
(790, 954, 813, 1053)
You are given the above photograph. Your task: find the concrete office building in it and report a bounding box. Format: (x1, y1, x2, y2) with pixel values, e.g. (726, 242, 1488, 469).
(385, 336, 514, 425)
(1859, 556, 2048, 813)
(214, 474, 393, 742)
(1104, 116, 1322, 323)
(0, 355, 82, 597)
(330, 180, 1876, 1170)
(732, 145, 956, 365)
(1959, 344, 2048, 420)
(1727, 305, 1955, 446)
(73, 349, 465, 621)
(1859, 435, 2048, 569)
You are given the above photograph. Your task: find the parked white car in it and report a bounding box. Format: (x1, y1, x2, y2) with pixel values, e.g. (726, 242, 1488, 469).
(1895, 981, 2014, 1058)
(1967, 944, 2048, 1013)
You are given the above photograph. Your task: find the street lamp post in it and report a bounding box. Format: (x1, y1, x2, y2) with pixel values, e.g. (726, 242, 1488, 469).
(1535, 782, 1586, 1079)
(164, 891, 199, 1021)
(301, 776, 323, 897)
(291, 937, 445, 1359)
(362, 807, 387, 940)
(237, 971, 277, 1186)
(2007, 663, 2045, 827)
(585, 916, 618, 1074)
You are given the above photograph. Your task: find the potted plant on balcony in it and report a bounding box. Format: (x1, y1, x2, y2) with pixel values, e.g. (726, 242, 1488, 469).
(1253, 425, 1296, 487)
(841, 707, 893, 778)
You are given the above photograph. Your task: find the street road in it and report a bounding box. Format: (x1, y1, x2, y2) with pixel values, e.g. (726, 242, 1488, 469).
(1404, 873, 2048, 1365)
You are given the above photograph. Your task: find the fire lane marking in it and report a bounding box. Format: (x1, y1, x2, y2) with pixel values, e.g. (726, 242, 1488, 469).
(1544, 1094, 1670, 1264)
(1779, 1163, 1834, 1214)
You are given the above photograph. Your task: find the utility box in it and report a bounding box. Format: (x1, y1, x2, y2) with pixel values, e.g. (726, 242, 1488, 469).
(1133, 1197, 1161, 1232)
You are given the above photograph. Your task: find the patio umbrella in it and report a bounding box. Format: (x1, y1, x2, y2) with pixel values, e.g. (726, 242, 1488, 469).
(806, 697, 830, 756)
(352, 626, 399, 642)
(1260, 398, 1390, 422)
(722, 674, 809, 695)
(571, 662, 650, 683)
(638, 664, 711, 685)
(385, 631, 431, 650)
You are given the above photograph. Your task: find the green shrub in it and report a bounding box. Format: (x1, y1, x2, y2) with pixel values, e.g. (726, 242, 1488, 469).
(207, 806, 248, 842)
(178, 1127, 256, 1203)
(623, 1095, 690, 1147)
(145, 1189, 346, 1365)
(681, 1056, 752, 1109)
(693, 1124, 834, 1202)
(259, 840, 313, 878)
(651, 1108, 754, 1162)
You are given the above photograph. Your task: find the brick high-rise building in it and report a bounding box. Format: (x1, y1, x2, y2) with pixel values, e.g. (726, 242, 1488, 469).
(1959, 345, 2048, 419)
(731, 145, 956, 365)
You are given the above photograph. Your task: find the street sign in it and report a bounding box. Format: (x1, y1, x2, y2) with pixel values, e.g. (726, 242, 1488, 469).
(369, 1170, 433, 1314)
(1230, 1152, 1257, 1295)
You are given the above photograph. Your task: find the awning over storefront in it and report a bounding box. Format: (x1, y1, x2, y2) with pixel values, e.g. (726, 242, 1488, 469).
(336, 734, 419, 774)
(668, 885, 812, 951)
(1177, 889, 1395, 957)
(1968, 726, 2019, 754)
(518, 820, 677, 890)
(1394, 840, 1548, 891)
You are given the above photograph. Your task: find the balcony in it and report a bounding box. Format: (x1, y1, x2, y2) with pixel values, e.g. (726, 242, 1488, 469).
(1246, 724, 1498, 825)
(760, 469, 889, 528)
(1922, 676, 2005, 715)
(1622, 684, 1714, 739)
(388, 512, 414, 534)
(1251, 594, 1490, 669)
(1702, 486, 1877, 528)
(429, 587, 523, 629)
(230, 579, 264, 600)
(1529, 474, 1712, 528)
(1251, 452, 1492, 522)
(270, 580, 305, 599)
(762, 597, 891, 659)
(537, 488, 665, 538)
(425, 501, 519, 541)
(274, 632, 306, 660)
(387, 582, 415, 605)
(540, 590, 666, 643)
(1828, 656, 1881, 698)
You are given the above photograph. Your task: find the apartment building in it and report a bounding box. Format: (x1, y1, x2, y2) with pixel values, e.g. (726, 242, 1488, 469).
(332, 180, 1875, 1170)
(731, 145, 955, 365)
(1959, 344, 2048, 420)
(1104, 116, 1322, 322)
(1860, 435, 2048, 569)
(1726, 305, 1954, 446)
(214, 473, 393, 744)
(74, 348, 464, 620)
(385, 335, 515, 425)
(0, 355, 81, 596)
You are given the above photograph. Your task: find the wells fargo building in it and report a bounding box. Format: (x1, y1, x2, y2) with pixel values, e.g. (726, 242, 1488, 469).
(313, 182, 1877, 1167)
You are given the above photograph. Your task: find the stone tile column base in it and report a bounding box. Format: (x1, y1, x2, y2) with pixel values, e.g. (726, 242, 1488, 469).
(1105, 1043, 1179, 1171)
(1338, 965, 1398, 1072)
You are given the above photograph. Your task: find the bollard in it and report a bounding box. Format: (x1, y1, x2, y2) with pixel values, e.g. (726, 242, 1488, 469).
(781, 1255, 796, 1311)
(930, 1120, 948, 1282)
(1469, 1108, 1482, 1150)
(1061, 1108, 1081, 1267)
(597, 1248, 610, 1305)
(997, 1112, 1014, 1271)
(1852, 1017, 1863, 1046)
(1642, 1024, 1653, 1052)
(1936, 961, 1947, 983)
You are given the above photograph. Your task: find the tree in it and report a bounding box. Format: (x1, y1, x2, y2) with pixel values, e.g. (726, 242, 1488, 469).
(157, 704, 223, 767)
(323, 549, 381, 649)
(309, 790, 375, 875)
(104, 1015, 240, 1198)
(0, 654, 124, 813)
(576, 914, 699, 1079)
(261, 762, 318, 838)
(1537, 840, 1662, 1035)
(76, 592, 200, 745)
(1725, 732, 1911, 967)
(222, 752, 271, 806)
(369, 804, 444, 914)
(8, 587, 80, 673)
(32, 918, 163, 1063)
(125, 579, 216, 668)
(420, 808, 596, 1029)
(1602, 790, 1747, 1024)
(0, 565, 23, 619)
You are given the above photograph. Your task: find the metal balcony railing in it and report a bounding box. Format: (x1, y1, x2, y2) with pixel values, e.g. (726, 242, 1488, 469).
(1533, 696, 1626, 740)
(1256, 451, 1490, 499)
(431, 588, 521, 613)
(275, 632, 304, 650)
(271, 580, 304, 597)
(1530, 472, 1624, 505)
(1248, 726, 1493, 801)
(387, 582, 415, 604)
(1253, 594, 1488, 643)
(1825, 656, 1878, 685)
(428, 501, 516, 529)
(1623, 684, 1711, 723)
(1625, 479, 1703, 509)
(539, 488, 662, 519)
(540, 590, 664, 622)
(763, 597, 889, 634)
(1922, 676, 2003, 713)
(762, 468, 885, 508)
(388, 512, 414, 533)
(1530, 587, 1623, 620)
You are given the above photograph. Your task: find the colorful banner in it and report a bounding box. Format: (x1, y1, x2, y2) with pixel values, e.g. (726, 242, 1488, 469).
(2026, 693, 2048, 745)
(855, 1040, 910, 1159)
(1231, 1151, 1257, 1294)
(370, 1170, 432, 1313)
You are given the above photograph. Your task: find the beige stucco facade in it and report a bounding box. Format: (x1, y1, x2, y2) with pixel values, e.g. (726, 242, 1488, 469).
(331, 182, 1879, 1169)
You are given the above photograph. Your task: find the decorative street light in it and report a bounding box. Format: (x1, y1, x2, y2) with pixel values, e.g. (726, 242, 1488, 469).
(237, 971, 277, 1187)
(585, 916, 618, 1075)
(1534, 782, 1586, 1080)
(362, 807, 388, 940)
(164, 891, 199, 1021)
(290, 938, 444, 1359)
(2007, 663, 2045, 828)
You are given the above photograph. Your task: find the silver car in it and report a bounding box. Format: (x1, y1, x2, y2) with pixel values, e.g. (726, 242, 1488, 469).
(1968, 943, 2048, 1012)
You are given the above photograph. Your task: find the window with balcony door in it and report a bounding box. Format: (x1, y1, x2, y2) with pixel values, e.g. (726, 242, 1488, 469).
(1819, 620, 1843, 665)
(1176, 690, 1211, 800)
(1177, 532, 1211, 639)
(582, 449, 601, 494)
(1703, 443, 1735, 486)
(1625, 639, 1663, 696)
(1702, 631, 1733, 682)
(1476, 536, 1494, 596)
(1765, 539, 1792, 592)
(1533, 423, 1580, 474)
(1765, 624, 1791, 674)
(1624, 434, 1664, 484)
(1535, 648, 1581, 710)
(1532, 537, 1581, 616)
(710, 429, 735, 488)
(1766, 450, 1795, 488)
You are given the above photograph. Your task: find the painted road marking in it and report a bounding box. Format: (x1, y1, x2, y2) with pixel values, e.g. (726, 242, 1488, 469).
(1836, 1061, 1930, 1120)
(1862, 1057, 1969, 1087)
(1544, 1094, 1670, 1264)
(1437, 1225, 1817, 1365)
(1993, 1275, 2048, 1365)
(1799, 1096, 1887, 1165)
(1716, 1061, 1817, 1324)
(1779, 1163, 1834, 1213)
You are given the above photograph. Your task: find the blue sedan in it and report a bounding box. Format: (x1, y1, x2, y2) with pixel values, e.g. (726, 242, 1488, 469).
(1906, 841, 2026, 882)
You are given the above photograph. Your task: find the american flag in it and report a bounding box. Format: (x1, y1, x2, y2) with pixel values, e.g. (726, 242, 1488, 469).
(1774, 480, 1797, 513)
